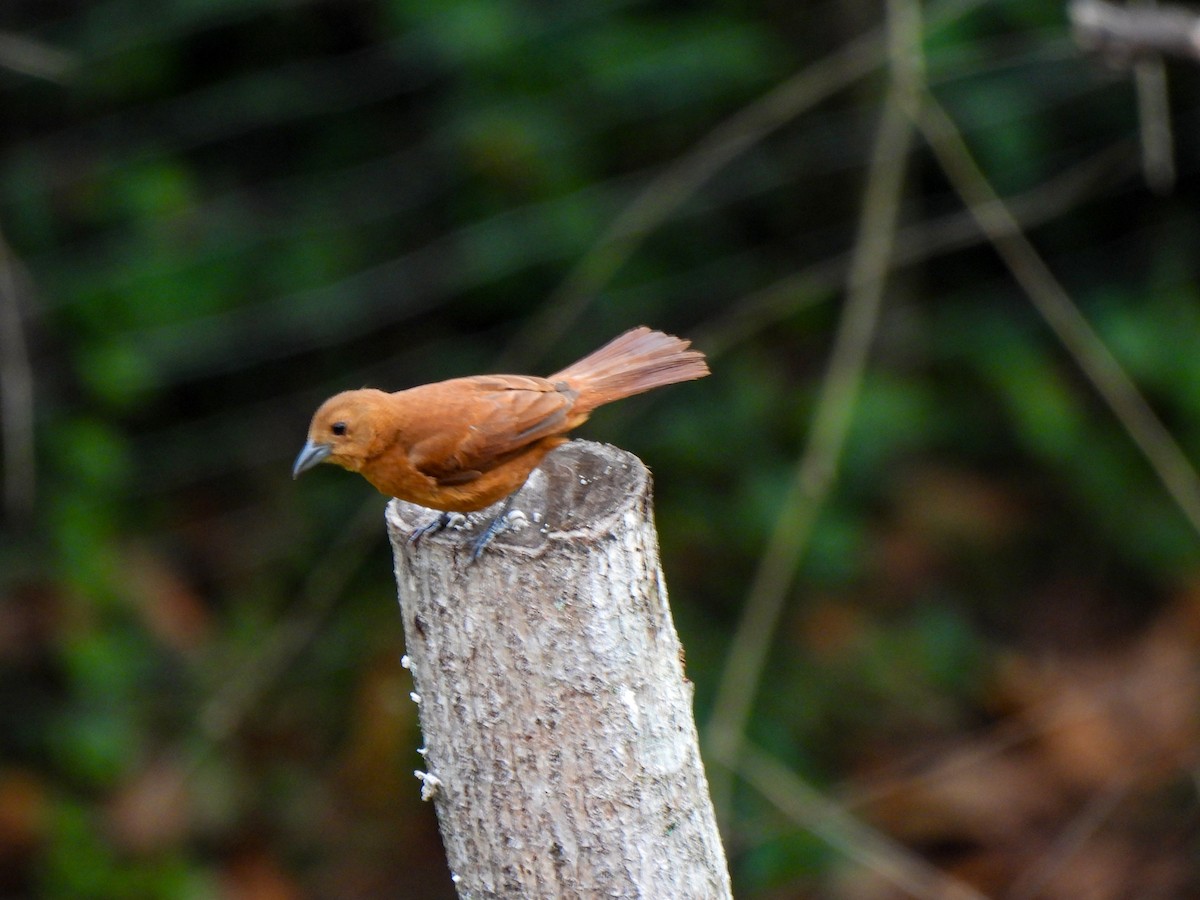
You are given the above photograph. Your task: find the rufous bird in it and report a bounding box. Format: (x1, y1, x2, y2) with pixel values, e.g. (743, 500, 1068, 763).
(293, 327, 709, 557)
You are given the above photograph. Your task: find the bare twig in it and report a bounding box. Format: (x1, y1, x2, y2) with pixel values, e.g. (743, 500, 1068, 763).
(0, 229, 37, 518)
(1131, 0, 1177, 193)
(917, 92, 1200, 541)
(1006, 773, 1136, 900)
(0, 31, 75, 82)
(704, 0, 921, 823)
(1133, 50, 1175, 193)
(1072, 0, 1179, 193)
(195, 496, 384, 750)
(695, 140, 1137, 359)
(731, 742, 989, 900)
(1070, 0, 1200, 63)
(841, 642, 1200, 823)
(501, 0, 996, 371)
(497, 29, 883, 371)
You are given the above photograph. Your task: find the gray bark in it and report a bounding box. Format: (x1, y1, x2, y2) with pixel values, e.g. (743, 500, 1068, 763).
(386, 440, 731, 899)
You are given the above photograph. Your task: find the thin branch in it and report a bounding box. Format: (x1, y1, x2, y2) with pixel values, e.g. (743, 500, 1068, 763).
(500, 0, 996, 371)
(496, 28, 883, 370)
(695, 140, 1137, 359)
(704, 0, 921, 823)
(916, 92, 1200, 542)
(840, 646, 1199, 823)
(1070, 0, 1200, 63)
(194, 496, 384, 752)
(1006, 773, 1136, 900)
(0, 229, 37, 518)
(732, 742, 990, 900)
(1131, 0, 1177, 193)
(0, 31, 75, 82)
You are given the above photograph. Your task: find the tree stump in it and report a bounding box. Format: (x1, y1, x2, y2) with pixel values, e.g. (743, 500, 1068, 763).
(386, 440, 731, 899)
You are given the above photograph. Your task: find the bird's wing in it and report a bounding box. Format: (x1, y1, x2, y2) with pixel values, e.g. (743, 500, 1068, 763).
(407, 376, 577, 484)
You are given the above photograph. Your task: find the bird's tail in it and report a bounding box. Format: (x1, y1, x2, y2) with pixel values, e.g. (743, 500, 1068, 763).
(552, 327, 709, 414)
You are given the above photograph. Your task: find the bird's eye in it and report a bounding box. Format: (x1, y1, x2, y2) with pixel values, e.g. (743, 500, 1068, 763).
(331, 422, 347, 436)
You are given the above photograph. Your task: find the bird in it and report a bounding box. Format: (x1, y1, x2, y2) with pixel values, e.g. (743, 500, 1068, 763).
(293, 327, 709, 557)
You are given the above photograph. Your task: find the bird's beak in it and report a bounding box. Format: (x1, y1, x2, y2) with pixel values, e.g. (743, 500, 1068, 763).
(292, 440, 333, 478)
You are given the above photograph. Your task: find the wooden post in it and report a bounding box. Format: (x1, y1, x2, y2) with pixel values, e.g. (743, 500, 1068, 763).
(386, 440, 732, 899)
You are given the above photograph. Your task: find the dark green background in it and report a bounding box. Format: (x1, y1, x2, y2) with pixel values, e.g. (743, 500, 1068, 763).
(2, 0, 1199, 896)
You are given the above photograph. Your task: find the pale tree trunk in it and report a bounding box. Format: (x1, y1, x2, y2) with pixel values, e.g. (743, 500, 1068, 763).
(386, 440, 732, 899)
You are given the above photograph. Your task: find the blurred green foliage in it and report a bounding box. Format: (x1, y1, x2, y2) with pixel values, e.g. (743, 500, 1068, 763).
(3, 0, 1200, 896)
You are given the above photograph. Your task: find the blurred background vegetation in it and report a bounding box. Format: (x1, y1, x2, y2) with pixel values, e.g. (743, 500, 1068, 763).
(3, 0, 1200, 897)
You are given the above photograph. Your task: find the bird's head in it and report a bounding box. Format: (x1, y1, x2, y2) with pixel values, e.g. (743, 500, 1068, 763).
(293, 389, 392, 478)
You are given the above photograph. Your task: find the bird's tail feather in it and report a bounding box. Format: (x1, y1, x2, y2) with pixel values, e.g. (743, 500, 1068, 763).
(552, 327, 709, 413)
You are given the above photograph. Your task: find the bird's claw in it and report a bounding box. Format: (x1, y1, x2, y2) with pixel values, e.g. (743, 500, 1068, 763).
(467, 513, 509, 563)
(466, 508, 532, 563)
(407, 511, 462, 547)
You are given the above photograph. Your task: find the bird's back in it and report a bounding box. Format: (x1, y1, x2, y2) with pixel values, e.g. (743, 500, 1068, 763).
(358, 375, 579, 511)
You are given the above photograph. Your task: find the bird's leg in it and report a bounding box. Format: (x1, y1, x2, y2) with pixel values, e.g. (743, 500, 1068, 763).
(407, 511, 457, 547)
(467, 490, 521, 563)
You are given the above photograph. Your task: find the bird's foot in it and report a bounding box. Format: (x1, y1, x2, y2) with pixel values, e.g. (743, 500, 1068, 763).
(467, 508, 528, 563)
(407, 511, 464, 547)
(467, 513, 507, 563)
